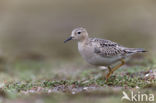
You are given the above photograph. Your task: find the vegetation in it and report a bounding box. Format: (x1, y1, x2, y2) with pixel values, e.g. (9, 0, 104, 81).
(0, 57, 155, 103)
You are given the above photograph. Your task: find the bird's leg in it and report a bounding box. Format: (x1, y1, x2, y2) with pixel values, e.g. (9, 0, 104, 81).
(111, 60, 125, 73)
(105, 66, 112, 81)
(106, 60, 125, 81)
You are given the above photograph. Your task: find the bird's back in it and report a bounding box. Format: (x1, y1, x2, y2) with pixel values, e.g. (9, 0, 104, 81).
(88, 37, 146, 57)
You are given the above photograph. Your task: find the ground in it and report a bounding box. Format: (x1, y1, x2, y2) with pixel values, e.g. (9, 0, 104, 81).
(0, 55, 155, 103)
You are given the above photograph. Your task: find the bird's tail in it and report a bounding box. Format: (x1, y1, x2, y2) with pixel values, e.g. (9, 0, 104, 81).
(125, 48, 147, 53)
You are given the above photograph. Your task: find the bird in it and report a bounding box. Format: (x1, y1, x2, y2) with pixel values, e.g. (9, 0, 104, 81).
(64, 27, 147, 80)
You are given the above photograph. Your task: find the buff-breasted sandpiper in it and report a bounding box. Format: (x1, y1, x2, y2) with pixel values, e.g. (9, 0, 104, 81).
(64, 27, 147, 80)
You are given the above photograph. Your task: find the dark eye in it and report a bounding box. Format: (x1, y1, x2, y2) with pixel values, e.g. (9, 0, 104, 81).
(77, 32, 81, 34)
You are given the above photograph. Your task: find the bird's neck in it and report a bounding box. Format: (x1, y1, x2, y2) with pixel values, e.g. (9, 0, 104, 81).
(78, 36, 88, 44)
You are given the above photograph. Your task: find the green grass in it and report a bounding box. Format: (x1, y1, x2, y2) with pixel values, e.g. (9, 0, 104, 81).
(0, 57, 156, 103)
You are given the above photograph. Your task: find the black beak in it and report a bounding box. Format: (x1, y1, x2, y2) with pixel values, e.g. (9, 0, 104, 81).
(64, 36, 73, 43)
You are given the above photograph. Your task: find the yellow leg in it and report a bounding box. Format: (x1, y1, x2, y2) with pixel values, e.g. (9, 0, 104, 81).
(105, 66, 112, 80)
(106, 60, 125, 81)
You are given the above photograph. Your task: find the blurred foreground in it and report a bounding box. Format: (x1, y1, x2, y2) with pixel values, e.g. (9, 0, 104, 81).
(0, 57, 155, 103)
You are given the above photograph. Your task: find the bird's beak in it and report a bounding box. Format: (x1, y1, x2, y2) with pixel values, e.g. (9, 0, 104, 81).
(64, 36, 73, 43)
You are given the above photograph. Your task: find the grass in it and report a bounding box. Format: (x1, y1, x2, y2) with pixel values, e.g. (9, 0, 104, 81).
(0, 57, 155, 103)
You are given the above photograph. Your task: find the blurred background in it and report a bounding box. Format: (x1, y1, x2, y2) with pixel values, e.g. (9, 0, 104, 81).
(0, 0, 155, 61)
(0, 1, 156, 103)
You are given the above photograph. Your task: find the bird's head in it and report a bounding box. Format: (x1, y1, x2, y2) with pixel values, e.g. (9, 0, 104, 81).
(64, 27, 88, 43)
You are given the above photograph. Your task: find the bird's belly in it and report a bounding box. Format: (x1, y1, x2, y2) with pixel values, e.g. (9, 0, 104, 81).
(78, 46, 120, 66)
(87, 55, 120, 66)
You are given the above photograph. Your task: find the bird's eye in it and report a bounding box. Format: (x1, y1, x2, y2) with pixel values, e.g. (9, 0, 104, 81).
(77, 32, 81, 34)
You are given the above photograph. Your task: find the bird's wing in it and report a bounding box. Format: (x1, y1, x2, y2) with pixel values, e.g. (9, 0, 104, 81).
(89, 38, 126, 57)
